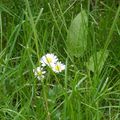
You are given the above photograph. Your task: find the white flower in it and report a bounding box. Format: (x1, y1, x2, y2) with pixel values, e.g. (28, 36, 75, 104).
(51, 62, 65, 73)
(33, 67, 46, 80)
(40, 53, 58, 67)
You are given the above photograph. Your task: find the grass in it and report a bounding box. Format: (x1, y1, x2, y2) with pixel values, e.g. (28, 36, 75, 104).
(0, 0, 120, 119)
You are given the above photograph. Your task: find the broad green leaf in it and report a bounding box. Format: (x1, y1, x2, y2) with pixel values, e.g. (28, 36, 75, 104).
(87, 50, 109, 73)
(67, 10, 88, 57)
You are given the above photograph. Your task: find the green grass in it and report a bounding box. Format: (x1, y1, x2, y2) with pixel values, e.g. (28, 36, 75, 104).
(0, 0, 120, 119)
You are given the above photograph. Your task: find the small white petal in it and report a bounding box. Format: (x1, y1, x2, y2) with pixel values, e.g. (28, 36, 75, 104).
(42, 71, 46, 74)
(37, 76, 41, 80)
(34, 72, 37, 76)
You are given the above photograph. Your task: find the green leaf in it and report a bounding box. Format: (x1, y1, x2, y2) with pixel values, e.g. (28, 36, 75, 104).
(87, 50, 109, 73)
(66, 10, 88, 57)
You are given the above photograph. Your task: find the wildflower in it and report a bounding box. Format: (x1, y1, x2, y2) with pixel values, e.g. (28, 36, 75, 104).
(33, 67, 46, 80)
(52, 62, 65, 73)
(40, 53, 58, 67)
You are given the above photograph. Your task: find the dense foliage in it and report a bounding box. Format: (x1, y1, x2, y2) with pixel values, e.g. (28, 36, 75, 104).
(0, 0, 120, 119)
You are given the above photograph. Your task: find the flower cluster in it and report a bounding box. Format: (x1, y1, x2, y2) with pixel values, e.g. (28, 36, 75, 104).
(33, 53, 65, 80)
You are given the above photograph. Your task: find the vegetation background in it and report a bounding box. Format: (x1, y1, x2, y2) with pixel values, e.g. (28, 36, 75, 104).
(0, 0, 120, 119)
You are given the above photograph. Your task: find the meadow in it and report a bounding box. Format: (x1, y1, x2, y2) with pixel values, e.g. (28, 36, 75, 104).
(0, 0, 120, 119)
